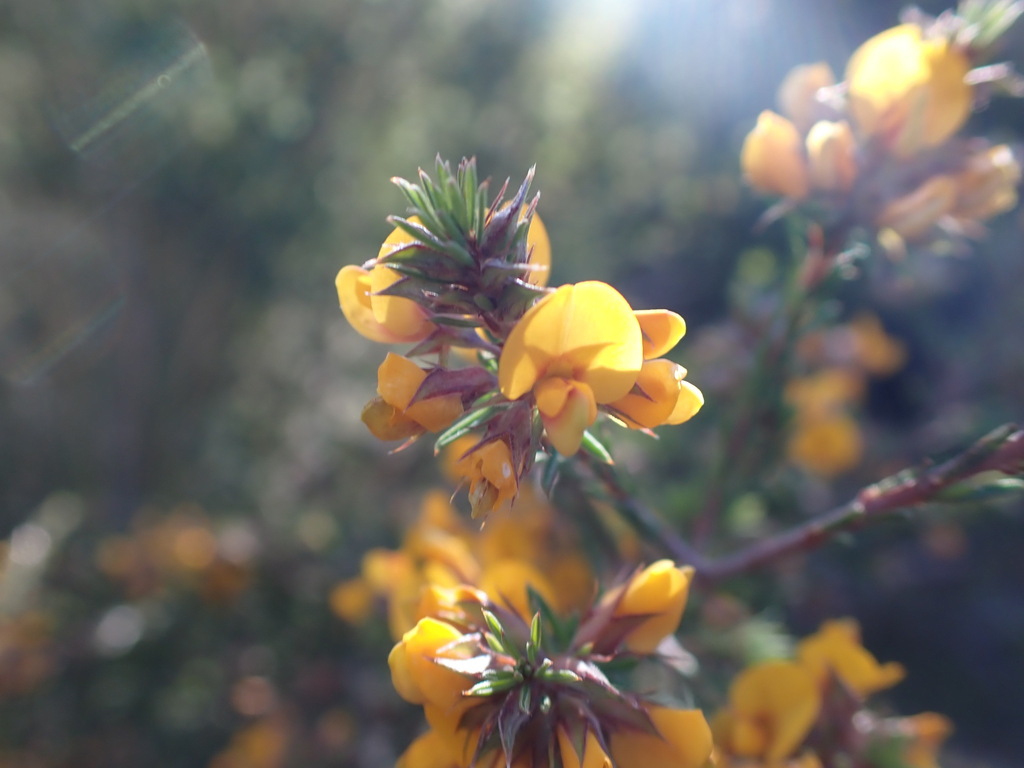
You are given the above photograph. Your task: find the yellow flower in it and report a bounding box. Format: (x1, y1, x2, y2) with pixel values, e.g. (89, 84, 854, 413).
(785, 369, 864, 416)
(876, 175, 958, 241)
(604, 560, 694, 654)
(714, 661, 821, 763)
(361, 353, 464, 441)
(498, 281, 643, 455)
(634, 309, 687, 359)
(740, 111, 811, 200)
(336, 219, 435, 344)
(524, 212, 552, 287)
(452, 438, 518, 517)
(328, 578, 375, 624)
(846, 24, 971, 157)
(849, 314, 906, 377)
(608, 706, 713, 768)
(388, 617, 474, 710)
(805, 120, 857, 192)
(797, 618, 905, 698)
(478, 558, 558, 622)
(952, 144, 1021, 221)
(777, 62, 836, 133)
(787, 411, 864, 478)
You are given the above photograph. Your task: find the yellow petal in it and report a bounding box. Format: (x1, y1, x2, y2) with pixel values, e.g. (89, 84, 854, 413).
(558, 727, 613, 768)
(634, 309, 686, 359)
(667, 380, 704, 425)
(368, 264, 434, 341)
(479, 559, 557, 622)
(397, 729, 460, 768)
(609, 359, 688, 430)
(498, 281, 643, 403)
(729, 661, 821, 761)
(536, 378, 598, 456)
(797, 619, 906, 697)
(361, 397, 424, 441)
(610, 706, 713, 768)
(337, 265, 414, 344)
(876, 175, 957, 241)
(526, 213, 552, 287)
(614, 561, 694, 654)
(777, 62, 836, 133)
(375, 353, 463, 432)
(388, 617, 471, 709)
(952, 144, 1021, 220)
(847, 24, 971, 156)
(740, 111, 810, 200)
(806, 120, 857, 192)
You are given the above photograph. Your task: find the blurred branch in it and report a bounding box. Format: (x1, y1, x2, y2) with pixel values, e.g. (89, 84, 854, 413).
(695, 423, 1024, 585)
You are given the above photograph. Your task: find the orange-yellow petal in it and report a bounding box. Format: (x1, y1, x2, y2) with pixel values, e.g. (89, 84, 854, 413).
(876, 175, 957, 241)
(337, 266, 414, 344)
(634, 309, 686, 360)
(740, 111, 810, 200)
(479, 559, 557, 622)
(376, 353, 463, 432)
(558, 726, 613, 768)
(609, 706, 713, 768)
(536, 377, 598, 455)
(526, 213, 552, 287)
(613, 561, 694, 654)
(388, 617, 472, 709)
(397, 729, 459, 768)
(777, 62, 836, 133)
(609, 360, 689, 430)
(846, 24, 971, 156)
(806, 120, 857, 192)
(498, 282, 643, 403)
(729, 660, 821, 762)
(797, 618, 906, 697)
(787, 412, 864, 478)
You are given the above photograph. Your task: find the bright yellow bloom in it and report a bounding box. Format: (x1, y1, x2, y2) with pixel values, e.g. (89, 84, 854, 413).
(740, 111, 810, 200)
(361, 353, 464, 441)
(714, 661, 821, 763)
(785, 369, 864, 416)
(805, 120, 857, 192)
(524, 212, 552, 287)
(608, 706, 713, 768)
(846, 24, 971, 157)
(499, 281, 643, 455)
(797, 618, 905, 698)
(452, 439, 518, 517)
(604, 560, 694, 654)
(777, 62, 836, 133)
(389, 617, 473, 710)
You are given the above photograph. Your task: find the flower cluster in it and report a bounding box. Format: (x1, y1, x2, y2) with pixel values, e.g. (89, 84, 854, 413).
(336, 158, 702, 516)
(329, 484, 595, 640)
(786, 314, 907, 478)
(741, 7, 1022, 258)
(712, 619, 950, 768)
(388, 560, 713, 768)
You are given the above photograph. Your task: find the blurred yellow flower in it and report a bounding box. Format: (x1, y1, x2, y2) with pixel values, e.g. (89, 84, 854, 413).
(797, 618, 905, 697)
(846, 24, 971, 157)
(952, 144, 1021, 221)
(787, 411, 864, 478)
(741, 111, 811, 199)
(777, 62, 836, 133)
(608, 706, 713, 768)
(805, 120, 857, 192)
(389, 616, 473, 710)
(898, 712, 953, 768)
(713, 661, 821, 764)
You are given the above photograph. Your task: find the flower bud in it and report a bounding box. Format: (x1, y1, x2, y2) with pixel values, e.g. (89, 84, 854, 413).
(952, 144, 1021, 220)
(876, 175, 957, 241)
(806, 120, 857, 192)
(741, 111, 811, 200)
(777, 62, 836, 133)
(611, 560, 694, 654)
